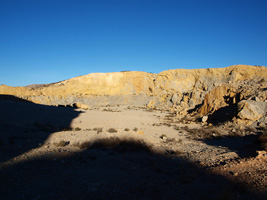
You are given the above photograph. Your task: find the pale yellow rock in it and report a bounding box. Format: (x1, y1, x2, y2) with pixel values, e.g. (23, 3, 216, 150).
(73, 102, 90, 110)
(198, 85, 229, 115)
(137, 131, 144, 135)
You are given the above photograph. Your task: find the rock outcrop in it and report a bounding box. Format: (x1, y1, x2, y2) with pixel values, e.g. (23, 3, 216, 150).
(1, 65, 267, 126)
(237, 100, 267, 125)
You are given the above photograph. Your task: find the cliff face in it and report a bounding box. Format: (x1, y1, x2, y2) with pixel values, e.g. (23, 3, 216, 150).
(1, 65, 267, 125)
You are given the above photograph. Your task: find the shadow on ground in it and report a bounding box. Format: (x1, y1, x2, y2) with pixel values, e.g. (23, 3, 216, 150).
(0, 95, 80, 162)
(0, 95, 266, 199)
(203, 134, 261, 159)
(1, 139, 265, 200)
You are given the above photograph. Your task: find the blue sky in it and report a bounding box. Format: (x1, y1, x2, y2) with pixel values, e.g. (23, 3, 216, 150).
(1, 0, 267, 86)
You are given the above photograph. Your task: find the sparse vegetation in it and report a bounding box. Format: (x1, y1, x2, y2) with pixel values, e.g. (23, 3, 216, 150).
(74, 127, 81, 131)
(133, 127, 138, 132)
(124, 128, 129, 131)
(146, 107, 157, 112)
(180, 125, 249, 140)
(93, 127, 103, 134)
(165, 138, 176, 143)
(74, 137, 152, 152)
(54, 140, 70, 147)
(102, 108, 121, 112)
(107, 128, 118, 133)
(73, 141, 91, 149)
(61, 127, 73, 131)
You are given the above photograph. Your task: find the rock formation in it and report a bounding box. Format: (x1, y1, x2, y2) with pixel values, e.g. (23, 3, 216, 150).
(1, 65, 267, 127)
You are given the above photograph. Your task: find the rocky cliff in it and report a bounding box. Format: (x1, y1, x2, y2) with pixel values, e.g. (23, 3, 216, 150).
(1, 65, 267, 126)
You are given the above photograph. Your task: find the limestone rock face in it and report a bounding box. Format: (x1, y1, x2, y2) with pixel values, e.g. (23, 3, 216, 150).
(1, 65, 267, 126)
(198, 85, 230, 116)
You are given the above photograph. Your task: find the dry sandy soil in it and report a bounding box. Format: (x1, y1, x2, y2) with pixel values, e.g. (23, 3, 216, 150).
(0, 96, 266, 200)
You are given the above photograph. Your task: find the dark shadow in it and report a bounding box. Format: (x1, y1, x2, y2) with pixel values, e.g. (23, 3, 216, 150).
(0, 95, 80, 162)
(203, 134, 261, 158)
(1, 138, 266, 200)
(207, 104, 238, 125)
(0, 95, 266, 199)
(187, 103, 203, 114)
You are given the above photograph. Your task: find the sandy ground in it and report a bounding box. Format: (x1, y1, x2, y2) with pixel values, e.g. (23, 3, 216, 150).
(0, 96, 266, 199)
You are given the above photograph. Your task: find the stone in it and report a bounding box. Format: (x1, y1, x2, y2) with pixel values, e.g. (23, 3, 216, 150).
(137, 131, 144, 135)
(202, 115, 208, 123)
(237, 100, 267, 122)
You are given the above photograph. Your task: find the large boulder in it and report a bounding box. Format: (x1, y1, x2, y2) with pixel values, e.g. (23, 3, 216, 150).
(198, 85, 230, 115)
(237, 100, 267, 125)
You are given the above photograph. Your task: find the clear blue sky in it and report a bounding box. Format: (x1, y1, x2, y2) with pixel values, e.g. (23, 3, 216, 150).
(1, 0, 267, 86)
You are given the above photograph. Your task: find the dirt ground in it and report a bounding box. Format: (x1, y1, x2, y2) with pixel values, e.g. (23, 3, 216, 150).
(0, 96, 266, 200)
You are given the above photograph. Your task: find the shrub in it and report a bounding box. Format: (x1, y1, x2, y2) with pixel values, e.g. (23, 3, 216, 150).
(54, 140, 70, 147)
(73, 141, 91, 149)
(61, 127, 72, 131)
(133, 127, 138, 132)
(76, 137, 152, 152)
(107, 128, 118, 133)
(93, 127, 103, 134)
(124, 128, 130, 131)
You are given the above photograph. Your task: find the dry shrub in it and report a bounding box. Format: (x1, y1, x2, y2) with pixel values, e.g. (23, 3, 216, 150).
(76, 137, 152, 153)
(102, 108, 121, 112)
(93, 127, 103, 133)
(133, 127, 138, 132)
(182, 127, 222, 140)
(107, 128, 118, 133)
(61, 127, 73, 131)
(54, 140, 70, 147)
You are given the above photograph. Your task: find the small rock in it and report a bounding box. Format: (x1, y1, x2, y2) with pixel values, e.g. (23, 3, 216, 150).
(202, 115, 208, 123)
(137, 131, 144, 135)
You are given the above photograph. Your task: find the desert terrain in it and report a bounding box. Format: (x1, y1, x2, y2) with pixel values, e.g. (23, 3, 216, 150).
(1, 65, 267, 199)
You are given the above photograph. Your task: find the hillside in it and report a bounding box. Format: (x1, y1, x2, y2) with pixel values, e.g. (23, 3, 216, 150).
(1, 65, 267, 199)
(1, 65, 267, 126)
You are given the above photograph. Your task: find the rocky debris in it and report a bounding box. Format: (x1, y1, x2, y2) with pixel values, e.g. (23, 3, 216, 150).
(212, 153, 267, 198)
